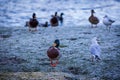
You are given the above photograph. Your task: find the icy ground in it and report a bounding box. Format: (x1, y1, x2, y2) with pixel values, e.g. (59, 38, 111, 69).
(0, 25, 120, 79)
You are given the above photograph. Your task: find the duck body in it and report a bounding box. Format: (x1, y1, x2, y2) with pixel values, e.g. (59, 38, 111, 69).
(89, 15, 99, 25)
(29, 18, 39, 28)
(50, 15, 59, 27)
(47, 39, 60, 60)
(47, 46, 60, 60)
(89, 10, 99, 27)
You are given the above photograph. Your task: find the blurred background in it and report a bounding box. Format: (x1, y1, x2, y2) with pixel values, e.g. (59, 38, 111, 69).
(0, 0, 120, 27)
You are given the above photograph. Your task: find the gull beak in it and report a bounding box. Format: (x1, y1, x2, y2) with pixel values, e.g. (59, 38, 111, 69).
(97, 38, 100, 44)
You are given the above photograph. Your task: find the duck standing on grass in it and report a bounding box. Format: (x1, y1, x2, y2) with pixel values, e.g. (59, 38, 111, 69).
(90, 37, 101, 62)
(26, 13, 39, 31)
(103, 15, 115, 32)
(89, 9, 99, 28)
(47, 39, 61, 67)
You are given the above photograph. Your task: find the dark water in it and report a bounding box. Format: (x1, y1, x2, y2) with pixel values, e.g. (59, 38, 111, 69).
(0, 0, 119, 27)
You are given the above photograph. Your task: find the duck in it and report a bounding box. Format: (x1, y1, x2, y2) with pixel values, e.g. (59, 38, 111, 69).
(90, 37, 101, 62)
(50, 15, 59, 27)
(103, 15, 115, 32)
(55, 12, 58, 17)
(27, 13, 39, 31)
(41, 21, 49, 27)
(59, 13, 64, 25)
(55, 12, 59, 20)
(47, 39, 61, 67)
(89, 9, 99, 28)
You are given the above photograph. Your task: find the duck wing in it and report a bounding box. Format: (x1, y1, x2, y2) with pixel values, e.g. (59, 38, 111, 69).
(89, 16, 99, 24)
(29, 19, 39, 27)
(93, 17, 99, 22)
(47, 46, 59, 59)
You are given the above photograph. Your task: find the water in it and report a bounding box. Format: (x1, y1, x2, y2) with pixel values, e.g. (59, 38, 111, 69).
(0, 0, 120, 28)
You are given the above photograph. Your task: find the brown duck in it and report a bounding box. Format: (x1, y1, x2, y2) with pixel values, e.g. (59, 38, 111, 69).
(26, 13, 39, 31)
(50, 15, 59, 27)
(89, 9, 99, 27)
(47, 39, 61, 67)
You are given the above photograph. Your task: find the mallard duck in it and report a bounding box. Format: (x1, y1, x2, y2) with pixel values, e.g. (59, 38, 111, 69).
(28, 13, 39, 31)
(50, 15, 59, 27)
(47, 39, 61, 67)
(103, 15, 115, 31)
(59, 13, 64, 25)
(90, 37, 101, 62)
(89, 10, 99, 27)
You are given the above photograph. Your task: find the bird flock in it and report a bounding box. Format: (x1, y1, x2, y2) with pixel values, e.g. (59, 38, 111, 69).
(25, 9, 115, 32)
(25, 9, 115, 67)
(25, 12, 64, 31)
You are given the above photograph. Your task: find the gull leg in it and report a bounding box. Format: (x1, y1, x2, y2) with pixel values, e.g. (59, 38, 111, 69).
(91, 55, 94, 62)
(109, 26, 111, 32)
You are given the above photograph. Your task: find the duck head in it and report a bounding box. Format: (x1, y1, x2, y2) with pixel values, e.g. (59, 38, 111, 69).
(91, 9, 95, 13)
(53, 39, 60, 48)
(60, 13, 64, 16)
(32, 13, 36, 19)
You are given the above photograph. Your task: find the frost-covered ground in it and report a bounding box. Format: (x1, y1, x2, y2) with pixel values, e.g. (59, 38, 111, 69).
(0, 25, 120, 79)
(0, 0, 120, 80)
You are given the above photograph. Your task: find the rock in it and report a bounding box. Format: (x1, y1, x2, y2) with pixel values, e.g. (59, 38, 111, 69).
(0, 72, 73, 80)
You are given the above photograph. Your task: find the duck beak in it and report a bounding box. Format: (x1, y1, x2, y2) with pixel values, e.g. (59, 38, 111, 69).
(53, 43, 57, 47)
